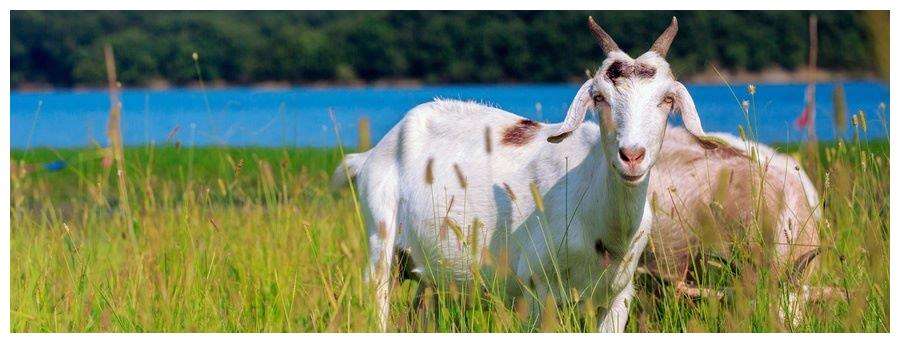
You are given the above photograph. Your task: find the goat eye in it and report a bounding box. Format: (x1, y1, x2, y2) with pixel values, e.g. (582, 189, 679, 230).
(592, 94, 605, 103)
(662, 95, 675, 105)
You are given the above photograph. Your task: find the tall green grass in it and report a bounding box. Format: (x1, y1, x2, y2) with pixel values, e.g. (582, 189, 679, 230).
(10, 130, 888, 332)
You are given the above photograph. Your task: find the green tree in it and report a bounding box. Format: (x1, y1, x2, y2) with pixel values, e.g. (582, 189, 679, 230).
(10, 10, 884, 88)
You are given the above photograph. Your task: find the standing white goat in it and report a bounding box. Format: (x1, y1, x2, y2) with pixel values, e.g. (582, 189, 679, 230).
(334, 17, 720, 332)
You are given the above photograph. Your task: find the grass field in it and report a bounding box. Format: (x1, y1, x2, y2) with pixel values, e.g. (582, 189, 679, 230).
(10, 126, 889, 332)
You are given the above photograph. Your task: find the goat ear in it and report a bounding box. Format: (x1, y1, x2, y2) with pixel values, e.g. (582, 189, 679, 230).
(672, 81, 722, 149)
(548, 79, 594, 143)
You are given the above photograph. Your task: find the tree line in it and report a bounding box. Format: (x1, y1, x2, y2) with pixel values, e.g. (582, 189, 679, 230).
(11, 11, 882, 88)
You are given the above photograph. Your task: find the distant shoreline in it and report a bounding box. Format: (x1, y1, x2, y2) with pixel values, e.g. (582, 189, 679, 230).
(11, 137, 891, 154)
(12, 68, 882, 93)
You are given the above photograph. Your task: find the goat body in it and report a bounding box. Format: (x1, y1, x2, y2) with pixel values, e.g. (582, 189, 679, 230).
(335, 17, 712, 332)
(645, 126, 821, 284)
(341, 99, 651, 332)
(644, 126, 825, 324)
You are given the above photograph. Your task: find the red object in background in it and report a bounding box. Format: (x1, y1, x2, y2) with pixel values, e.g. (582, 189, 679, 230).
(795, 84, 814, 129)
(796, 106, 810, 128)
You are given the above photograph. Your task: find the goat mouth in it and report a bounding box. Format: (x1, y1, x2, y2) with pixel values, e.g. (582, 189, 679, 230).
(618, 171, 645, 184)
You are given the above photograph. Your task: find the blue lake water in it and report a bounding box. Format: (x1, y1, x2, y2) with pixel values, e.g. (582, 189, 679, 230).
(10, 82, 889, 149)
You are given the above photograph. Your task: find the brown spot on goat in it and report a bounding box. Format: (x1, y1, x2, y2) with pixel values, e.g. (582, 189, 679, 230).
(606, 60, 627, 80)
(634, 63, 657, 78)
(502, 119, 541, 146)
(605, 60, 657, 81)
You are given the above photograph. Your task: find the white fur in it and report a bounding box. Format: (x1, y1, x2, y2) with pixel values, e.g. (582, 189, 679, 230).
(348, 99, 653, 332)
(336, 21, 711, 332)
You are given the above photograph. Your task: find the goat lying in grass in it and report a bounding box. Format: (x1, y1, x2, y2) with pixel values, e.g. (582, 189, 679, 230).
(333, 17, 725, 332)
(644, 126, 829, 324)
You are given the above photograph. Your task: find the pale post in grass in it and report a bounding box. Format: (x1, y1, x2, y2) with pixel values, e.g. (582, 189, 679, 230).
(358, 116, 371, 151)
(803, 15, 821, 172)
(104, 44, 136, 243)
(807, 15, 818, 141)
(832, 84, 847, 137)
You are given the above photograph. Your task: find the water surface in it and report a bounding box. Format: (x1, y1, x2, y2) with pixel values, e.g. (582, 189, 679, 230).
(10, 82, 889, 149)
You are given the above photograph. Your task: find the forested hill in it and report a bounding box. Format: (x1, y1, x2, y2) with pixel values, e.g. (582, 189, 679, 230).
(11, 11, 884, 89)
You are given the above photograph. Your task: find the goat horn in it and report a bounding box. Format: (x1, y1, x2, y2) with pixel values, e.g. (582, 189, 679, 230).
(650, 17, 678, 57)
(588, 16, 620, 54)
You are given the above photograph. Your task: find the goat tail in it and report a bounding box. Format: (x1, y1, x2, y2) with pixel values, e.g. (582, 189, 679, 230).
(331, 152, 368, 190)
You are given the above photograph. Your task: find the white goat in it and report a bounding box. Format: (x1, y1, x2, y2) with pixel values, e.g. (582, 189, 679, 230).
(644, 126, 826, 324)
(334, 17, 720, 332)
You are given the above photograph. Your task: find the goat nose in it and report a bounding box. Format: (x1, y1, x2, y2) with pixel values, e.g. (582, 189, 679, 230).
(618, 147, 646, 166)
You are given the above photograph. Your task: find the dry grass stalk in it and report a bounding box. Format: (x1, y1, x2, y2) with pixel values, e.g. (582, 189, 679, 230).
(358, 116, 371, 151)
(103, 44, 135, 242)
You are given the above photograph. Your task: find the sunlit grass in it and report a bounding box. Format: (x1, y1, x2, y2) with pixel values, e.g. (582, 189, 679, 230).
(10, 129, 888, 332)
(12, 17, 888, 331)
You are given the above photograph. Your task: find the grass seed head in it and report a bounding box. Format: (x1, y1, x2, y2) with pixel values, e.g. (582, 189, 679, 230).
(502, 182, 516, 201)
(425, 157, 434, 185)
(529, 182, 544, 213)
(484, 126, 493, 154)
(453, 163, 468, 189)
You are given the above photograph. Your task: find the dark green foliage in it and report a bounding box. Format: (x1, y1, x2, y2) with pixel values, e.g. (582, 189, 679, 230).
(11, 10, 879, 88)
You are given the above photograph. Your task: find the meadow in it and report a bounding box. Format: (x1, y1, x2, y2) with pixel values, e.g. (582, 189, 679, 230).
(9, 113, 889, 332)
